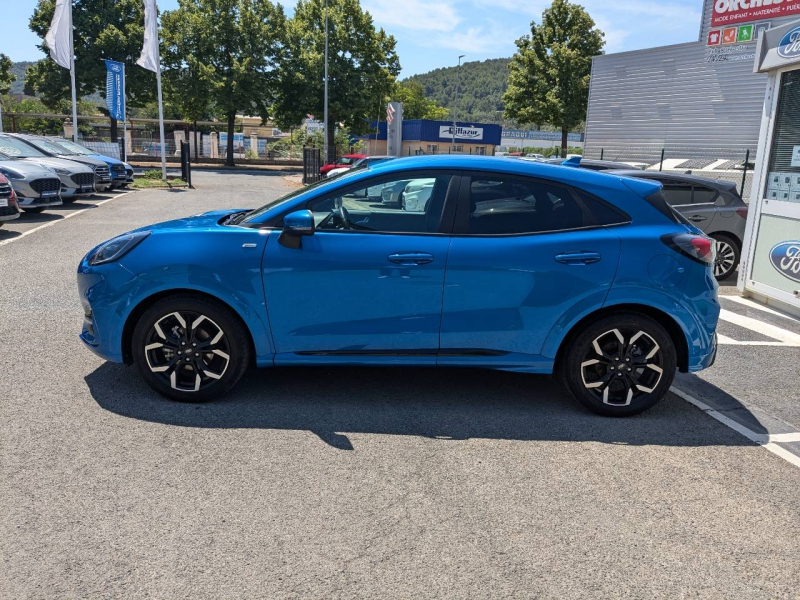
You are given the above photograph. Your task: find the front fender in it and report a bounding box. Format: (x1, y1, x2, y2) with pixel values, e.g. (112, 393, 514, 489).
(98, 228, 274, 364)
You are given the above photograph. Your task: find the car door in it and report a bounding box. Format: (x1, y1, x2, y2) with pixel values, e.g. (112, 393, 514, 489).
(263, 170, 459, 361)
(439, 172, 626, 366)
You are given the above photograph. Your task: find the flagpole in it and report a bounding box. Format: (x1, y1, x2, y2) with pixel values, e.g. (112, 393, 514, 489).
(68, 0, 78, 142)
(154, 50, 166, 180)
(122, 63, 128, 163)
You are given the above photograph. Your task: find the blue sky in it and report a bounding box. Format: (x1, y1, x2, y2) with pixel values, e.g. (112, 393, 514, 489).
(3, 0, 703, 76)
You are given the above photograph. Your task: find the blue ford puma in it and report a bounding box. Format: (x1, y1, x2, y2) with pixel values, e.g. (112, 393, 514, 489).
(77, 156, 719, 416)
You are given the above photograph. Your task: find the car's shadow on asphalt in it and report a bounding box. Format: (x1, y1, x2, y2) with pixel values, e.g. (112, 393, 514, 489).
(86, 363, 758, 450)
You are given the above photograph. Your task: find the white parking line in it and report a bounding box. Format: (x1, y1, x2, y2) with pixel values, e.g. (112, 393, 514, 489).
(670, 386, 800, 470)
(717, 308, 800, 346)
(720, 295, 799, 323)
(0, 191, 132, 247)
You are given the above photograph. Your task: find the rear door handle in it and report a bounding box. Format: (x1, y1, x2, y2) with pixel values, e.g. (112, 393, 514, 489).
(555, 251, 601, 265)
(689, 215, 707, 222)
(388, 252, 434, 266)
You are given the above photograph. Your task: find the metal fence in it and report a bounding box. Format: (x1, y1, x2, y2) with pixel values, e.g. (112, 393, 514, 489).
(584, 146, 756, 201)
(303, 147, 322, 184)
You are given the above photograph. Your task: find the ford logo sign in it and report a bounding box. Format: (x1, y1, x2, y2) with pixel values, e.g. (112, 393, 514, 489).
(778, 26, 800, 58)
(769, 241, 800, 283)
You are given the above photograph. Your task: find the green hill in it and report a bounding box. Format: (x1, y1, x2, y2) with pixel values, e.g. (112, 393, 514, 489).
(9, 61, 34, 95)
(405, 58, 511, 125)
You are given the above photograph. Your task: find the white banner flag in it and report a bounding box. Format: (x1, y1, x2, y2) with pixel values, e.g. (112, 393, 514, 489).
(137, 0, 160, 72)
(45, 0, 72, 69)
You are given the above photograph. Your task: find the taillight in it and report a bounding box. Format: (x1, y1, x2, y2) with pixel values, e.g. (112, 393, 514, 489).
(736, 206, 748, 219)
(661, 233, 716, 266)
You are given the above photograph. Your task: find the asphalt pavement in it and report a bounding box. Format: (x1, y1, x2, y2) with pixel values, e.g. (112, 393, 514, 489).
(1, 171, 799, 599)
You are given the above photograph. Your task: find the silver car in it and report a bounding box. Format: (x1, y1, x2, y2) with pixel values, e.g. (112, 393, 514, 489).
(0, 151, 63, 212)
(10, 134, 111, 193)
(0, 134, 96, 201)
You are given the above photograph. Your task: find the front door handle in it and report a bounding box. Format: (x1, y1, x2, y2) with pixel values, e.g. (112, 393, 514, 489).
(689, 215, 707, 222)
(388, 252, 434, 266)
(555, 251, 601, 265)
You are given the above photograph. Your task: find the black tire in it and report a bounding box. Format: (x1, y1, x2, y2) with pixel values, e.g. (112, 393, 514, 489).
(132, 294, 251, 402)
(712, 234, 740, 281)
(22, 207, 45, 213)
(561, 313, 677, 417)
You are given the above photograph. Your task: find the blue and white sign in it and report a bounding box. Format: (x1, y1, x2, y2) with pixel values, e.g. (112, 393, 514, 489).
(777, 26, 800, 59)
(769, 241, 800, 283)
(104, 60, 126, 121)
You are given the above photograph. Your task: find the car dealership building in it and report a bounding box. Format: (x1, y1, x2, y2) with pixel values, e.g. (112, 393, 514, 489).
(583, 0, 800, 162)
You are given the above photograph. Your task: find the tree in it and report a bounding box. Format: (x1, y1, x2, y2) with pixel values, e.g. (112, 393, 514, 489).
(274, 0, 400, 161)
(502, 0, 603, 157)
(392, 81, 449, 121)
(161, 0, 286, 167)
(26, 0, 157, 114)
(0, 54, 14, 96)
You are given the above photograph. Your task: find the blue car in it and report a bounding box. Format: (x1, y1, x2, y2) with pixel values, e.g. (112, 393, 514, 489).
(49, 138, 132, 189)
(77, 156, 719, 416)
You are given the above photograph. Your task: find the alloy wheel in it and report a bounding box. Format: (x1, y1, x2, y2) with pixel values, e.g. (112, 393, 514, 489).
(144, 311, 231, 392)
(714, 240, 736, 278)
(580, 328, 664, 406)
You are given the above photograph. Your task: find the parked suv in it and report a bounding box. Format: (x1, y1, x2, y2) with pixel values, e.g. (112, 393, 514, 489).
(0, 134, 95, 200)
(0, 151, 63, 213)
(78, 156, 719, 417)
(0, 173, 21, 227)
(610, 170, 747, 280)
(9, 134, 111, 193)
(46, 138, 129, 189)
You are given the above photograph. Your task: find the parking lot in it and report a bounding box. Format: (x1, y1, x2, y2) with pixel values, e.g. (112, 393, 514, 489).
(2, 170, 799, 598)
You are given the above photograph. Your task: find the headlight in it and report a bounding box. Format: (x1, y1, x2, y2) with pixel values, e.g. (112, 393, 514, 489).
(88, 231, 150, 266)
(0, 168, 23, 180)
(43, 165, 70, 175)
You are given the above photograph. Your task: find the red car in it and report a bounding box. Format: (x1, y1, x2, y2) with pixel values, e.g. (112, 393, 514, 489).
(0, 173, 21, 228)
(319, 153, 367, 176)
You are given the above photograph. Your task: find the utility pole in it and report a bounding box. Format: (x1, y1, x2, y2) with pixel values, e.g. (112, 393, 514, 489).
(323, 0, 329, 165)
(452, 54, 464, 153)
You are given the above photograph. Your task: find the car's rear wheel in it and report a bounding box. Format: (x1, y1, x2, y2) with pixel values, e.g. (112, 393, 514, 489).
(562, 314, 677, 416)
(132, 295, 251, 402)
(712, 234, 740, 281)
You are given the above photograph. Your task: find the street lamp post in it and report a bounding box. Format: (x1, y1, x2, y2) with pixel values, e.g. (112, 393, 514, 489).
(323, 0, 329, 165)
(451, 55, 465, 153)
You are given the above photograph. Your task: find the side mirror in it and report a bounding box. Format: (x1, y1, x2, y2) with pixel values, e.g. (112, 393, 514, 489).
(279, 209, 315, 248)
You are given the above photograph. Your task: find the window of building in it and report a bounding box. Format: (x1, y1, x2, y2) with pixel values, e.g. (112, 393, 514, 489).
(426, 144, 439, 153)
(308, 173, 452, 234)
(475, 146, 486, 155)
(765, 69, 800, 203)
(467, 176, 596, 235)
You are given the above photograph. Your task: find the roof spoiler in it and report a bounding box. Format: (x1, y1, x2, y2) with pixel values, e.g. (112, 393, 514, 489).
(561, 156, 582, 168)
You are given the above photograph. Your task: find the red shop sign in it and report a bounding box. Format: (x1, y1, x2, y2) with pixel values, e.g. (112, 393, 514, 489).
(712, 0, 800, 27)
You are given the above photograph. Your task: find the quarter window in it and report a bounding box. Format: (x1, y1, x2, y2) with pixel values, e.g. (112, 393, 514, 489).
(308, 174, 452, 234)
(467, 176, 594, 234)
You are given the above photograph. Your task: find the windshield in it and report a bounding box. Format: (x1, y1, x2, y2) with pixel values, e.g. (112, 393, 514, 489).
(50, 139, 95, 155)
(338, 156, 356, 165)
(0, 137, 46, 158)
(241, 169, 365, 224)
(27, 138, 78, 155)
(0, 152, 17, 162)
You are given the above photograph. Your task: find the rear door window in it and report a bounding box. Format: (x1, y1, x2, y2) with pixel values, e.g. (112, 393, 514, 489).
(467, 176, 592, 234)
(660, 182, 694, 206)
(692, 185, 719, 204)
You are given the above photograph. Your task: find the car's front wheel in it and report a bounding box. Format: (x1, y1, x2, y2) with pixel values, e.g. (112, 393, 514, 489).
(132, 295, 251, 402)
(562, 314, 677, 416)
